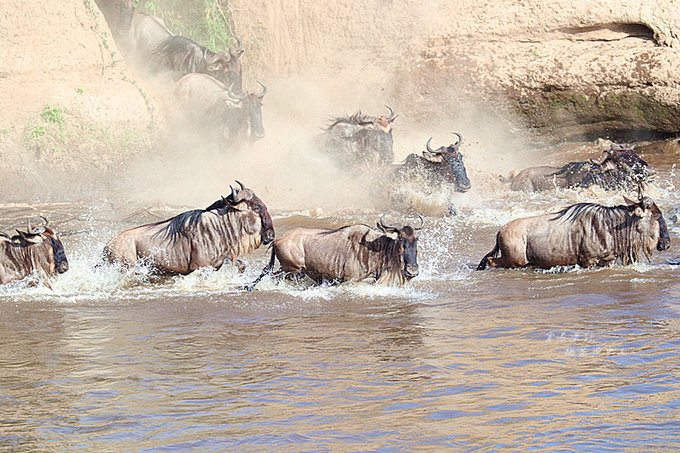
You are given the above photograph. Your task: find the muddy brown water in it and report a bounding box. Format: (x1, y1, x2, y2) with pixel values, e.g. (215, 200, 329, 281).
(1, 149, 680, 450)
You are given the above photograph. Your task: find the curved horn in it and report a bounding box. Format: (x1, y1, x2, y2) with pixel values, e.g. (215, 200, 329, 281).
(384, 105, 397, 122)
(26, 219, 45, 235)
(378, 214, 399, 232)
(413, 214, 425, 231)
(451, 132, 463, 146)
(229, 37, 244, 58)
(426, 137, 435, 153)
(228, 82, 246, 100)
(236, 180, 246, 191)
(589, 158, 604, 166)
(40, 215, 50, 227)
(256, 80, 267, 99)
(230, 184, 238, 200)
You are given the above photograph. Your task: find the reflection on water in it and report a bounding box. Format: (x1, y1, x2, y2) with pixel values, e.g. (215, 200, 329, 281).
(1, 153, 680, 450)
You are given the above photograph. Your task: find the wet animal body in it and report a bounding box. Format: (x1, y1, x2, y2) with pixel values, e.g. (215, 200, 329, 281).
(0, 218, 69, 285)
(248, 215, 423, 288)
(501, 145, 654, 192)
(478, 196, 670, 270)
(104, 182, 274, 274)
(174, 73, 266, 151)
(323, 106, 397, 170)
(394, 133, 471, 193)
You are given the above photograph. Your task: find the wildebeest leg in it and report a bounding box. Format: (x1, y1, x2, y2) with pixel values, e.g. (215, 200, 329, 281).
(488, 234, 529, 268)
(243, 247, 277, 291)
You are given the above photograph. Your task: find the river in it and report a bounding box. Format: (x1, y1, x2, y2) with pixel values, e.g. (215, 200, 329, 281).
(1, 144, 679, 450)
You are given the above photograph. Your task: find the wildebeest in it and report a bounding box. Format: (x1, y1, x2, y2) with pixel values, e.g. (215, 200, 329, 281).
(477, 195, 670, 270)
(501, 144, 654, 192)
(0, 217, 69, 285)
(174, 73, 266, 151)
(125, 11, 173, 59)
(104, 182, 274, 274)
(153, 35, 244, 92)
(394, 133, 471, 193)
(94, 0, 135, 41)
(246, 214, 423, 289)
(322, 106, 397, 170)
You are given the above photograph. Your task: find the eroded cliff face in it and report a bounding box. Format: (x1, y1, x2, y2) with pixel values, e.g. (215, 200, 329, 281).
(0, 0, 150, 129)
(230, 0, 680, 140)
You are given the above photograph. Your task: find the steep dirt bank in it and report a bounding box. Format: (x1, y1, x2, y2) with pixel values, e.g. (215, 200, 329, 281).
(230, 0, 680, 141)
(0, 0, 155, 200)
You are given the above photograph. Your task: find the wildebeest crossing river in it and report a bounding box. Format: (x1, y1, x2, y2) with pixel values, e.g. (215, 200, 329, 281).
(1, 148, 679, 450)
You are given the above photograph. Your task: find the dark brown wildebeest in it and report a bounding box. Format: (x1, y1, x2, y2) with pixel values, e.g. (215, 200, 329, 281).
(501, 144, 655, 192)
(394, 133, 471, 193)
(323, 106, 398, 170)
(0, 217, 69, 285)
(153, 35, 244, 92)
(104, 182, 274, 274)
(477, 195, 670, 270)
(246, 215, 423, 289)
(125, 11, 173, 59)
(174, 74, 266, 151)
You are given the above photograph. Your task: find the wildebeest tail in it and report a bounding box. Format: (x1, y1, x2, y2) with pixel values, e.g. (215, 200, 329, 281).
(477, 233, 500, 270)
(242, 245, 277, 291)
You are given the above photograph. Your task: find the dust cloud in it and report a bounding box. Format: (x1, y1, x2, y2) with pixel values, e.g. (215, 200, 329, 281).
(108, 65, 539, 215)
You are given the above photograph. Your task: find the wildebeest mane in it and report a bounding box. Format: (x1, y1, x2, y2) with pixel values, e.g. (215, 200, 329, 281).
(326, 112, 373, 130)
(319, 224, 381, 236)
(154, 35, 205, 58)
(152, 199, 229, 245)
(550, 202, 628, 224)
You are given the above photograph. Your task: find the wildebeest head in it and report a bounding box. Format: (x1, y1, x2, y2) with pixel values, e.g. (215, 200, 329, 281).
(206, 37, 244, 93)
(590, 145, 655, 185)
(623, 195, 671, 252)
(422, 132, 471, 192)
(222, 181, 275, 244)
(12, 217, 69, 275)
(226, 81, 266, 141)
(376, 214, 423, 279)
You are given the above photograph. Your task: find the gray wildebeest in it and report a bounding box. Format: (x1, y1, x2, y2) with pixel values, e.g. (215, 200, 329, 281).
(153, 35, 244, 92)
(125, 12, 173, 61)
(323, 106, 397, 171)
(104, 182, 275, 275)
(0, 217, 69, 286)
(174, 74, 266, 152)
(246, 214, 423, 289)
(477, 195, 670, 270)
(394, 133, 471, 193)
(501, 144, 655, 192)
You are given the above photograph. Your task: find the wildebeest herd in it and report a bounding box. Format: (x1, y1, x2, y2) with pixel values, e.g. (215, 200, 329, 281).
(1, 5, 674, 289)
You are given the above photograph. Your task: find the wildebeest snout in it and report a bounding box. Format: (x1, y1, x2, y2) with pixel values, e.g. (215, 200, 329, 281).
(405, 264, 419, 279)
(57, 259, 69, 274)
(262, 229, 275, 244)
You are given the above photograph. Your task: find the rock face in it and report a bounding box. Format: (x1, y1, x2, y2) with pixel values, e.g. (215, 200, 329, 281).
(230, 0, 680, 141)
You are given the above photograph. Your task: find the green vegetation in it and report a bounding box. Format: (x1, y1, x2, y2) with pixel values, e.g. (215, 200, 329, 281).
(41, 105, 66, 125)
(24, 122, 47, 142)
(137, 0, 238, 51)
(23, 104, 153, 164)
